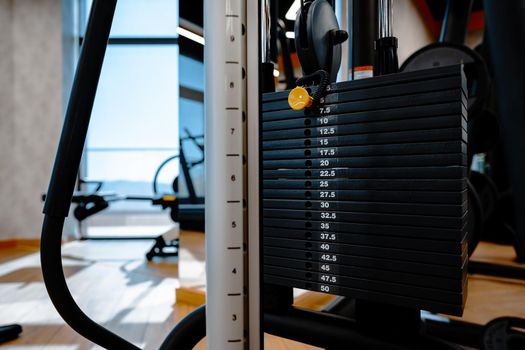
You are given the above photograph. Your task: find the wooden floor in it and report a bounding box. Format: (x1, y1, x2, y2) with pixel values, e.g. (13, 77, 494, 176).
(0, 233, 524, 349)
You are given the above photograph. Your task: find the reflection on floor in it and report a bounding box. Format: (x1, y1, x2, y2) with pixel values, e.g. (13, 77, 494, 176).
(0, 233, 317, 350)
(0, 238, 187, 350)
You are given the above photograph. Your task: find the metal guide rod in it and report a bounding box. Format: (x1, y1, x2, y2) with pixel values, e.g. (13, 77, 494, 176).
(205, 0, 249, 348)
(335, 0, 350, 81)
(378, 0, 393, 38)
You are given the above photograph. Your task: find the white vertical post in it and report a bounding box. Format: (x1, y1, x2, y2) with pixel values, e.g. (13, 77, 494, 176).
(205, 0, 248, 349)
(247, 0, 261, 348)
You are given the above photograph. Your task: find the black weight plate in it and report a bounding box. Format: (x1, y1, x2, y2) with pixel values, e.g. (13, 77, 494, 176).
(262, 116, 466, 141)
(263, 218, 467, 242)
(262, 189, 467, 204)
(263, 88, 464, 114)
(264, 265, 464, 304)
(264, 256, 464, 291)
(263, 209, 467, 229)
(263, 141, 466, 159)
(263, 153, 467, 169)
(263, 179, 466, 191)
(400, 43, 489, 119)
(263, 103, 465, 131)
(262, 128, 467, 150)
(263, 199, 467, 217)
(323, 76, 463, 104)
(264, 237, 465, 266)
(262, 65, 464, 102)
(263, 246, 467, 279)
(262, 75, 464, 112)
(263, 166, 466, 180)
(263, 100, 466, 124)
(263, 275, 465, 316)
(263, 218, 467, 241)
(262, 227, 467, 254)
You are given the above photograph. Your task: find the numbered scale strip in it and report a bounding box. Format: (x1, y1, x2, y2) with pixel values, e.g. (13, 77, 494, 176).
(262, 128, 467, 150)
(263, 141, 466, 159)
(264, 246, 467, 280)
(263, 178, 467, 191)
(263, 166, 467, 179)
(263, 114, 466, 141)
(264, 237, 465, 266)
(263, 275, 465, 316)
(263, 209, 467, 229)
(263, 115, 466, 141)
(263, 218, 467, 241)
(264, 255, 464, 291)
(261, 100, 466, 124)
(263, 153, 467, 169)
(263, 226, 467, 263)
(205, 0, 248, 348)
(262, 65, 466, 102)
(263, 83, 465, 114)
(263, 189, 467, 205)
(264, 265, 465, 305)
(263, 73, 463, 109)
(263, 199, 467, 217)
(263, 90, 466, 121)
(262, 227, 467, 254)
(263, 105, 465, 132)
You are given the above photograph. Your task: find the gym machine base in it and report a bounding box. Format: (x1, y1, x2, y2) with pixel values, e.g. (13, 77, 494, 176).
(41, 192, 181, 261)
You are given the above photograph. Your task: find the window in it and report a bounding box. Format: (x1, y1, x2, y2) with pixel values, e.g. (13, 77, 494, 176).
(80, 0, 184, 212)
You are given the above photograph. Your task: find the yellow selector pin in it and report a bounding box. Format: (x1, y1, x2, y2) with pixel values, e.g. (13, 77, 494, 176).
(288, 86, 313, 111)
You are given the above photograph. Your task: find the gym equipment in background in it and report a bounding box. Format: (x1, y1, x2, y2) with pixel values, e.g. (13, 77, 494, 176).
(42, 190, 181, 261)
(401, 0, 490, 122)
(374, 0, 398, 75)
(153, 128, 205, 231)
(294, 0, 348, 82)
(0, 324, 22, 344)
(41, 129, 204, 260)
(40, 2, 204, 348)
(400, 0, 490, 260)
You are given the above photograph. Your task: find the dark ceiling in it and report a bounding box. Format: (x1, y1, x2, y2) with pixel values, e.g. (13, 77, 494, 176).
(179, 0, 484, 62)
(425, 0, 483, 21)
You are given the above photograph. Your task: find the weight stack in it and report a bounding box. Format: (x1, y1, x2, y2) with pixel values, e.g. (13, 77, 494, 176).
(261, 65, 468, 316)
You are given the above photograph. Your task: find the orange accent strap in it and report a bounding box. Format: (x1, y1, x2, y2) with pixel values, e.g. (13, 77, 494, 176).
(352, 65, 374, 72)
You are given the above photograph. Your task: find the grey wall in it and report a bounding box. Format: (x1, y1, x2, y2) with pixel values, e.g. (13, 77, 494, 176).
(0, 0, 71, 239)
(0, 0, 15, 236)
(394, 0, 433, 66)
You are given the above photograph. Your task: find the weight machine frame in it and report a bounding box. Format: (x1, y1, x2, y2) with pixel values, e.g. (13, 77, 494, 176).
(39, 0, 525, 349)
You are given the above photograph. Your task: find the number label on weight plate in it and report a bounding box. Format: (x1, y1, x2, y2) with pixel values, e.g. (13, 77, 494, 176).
(320, 192, 336, 199)
(320, 159, 330, 167)
(320, 274, 337, 284)
(319, 148, 336, 156)
(319, 106, 331, 115)
(320, 253, 337, 262)
(320, 232, 337, 241)
(320, 201, 330, 208)
(319, 127, 336, 136)
(320, 170, 336, 177)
